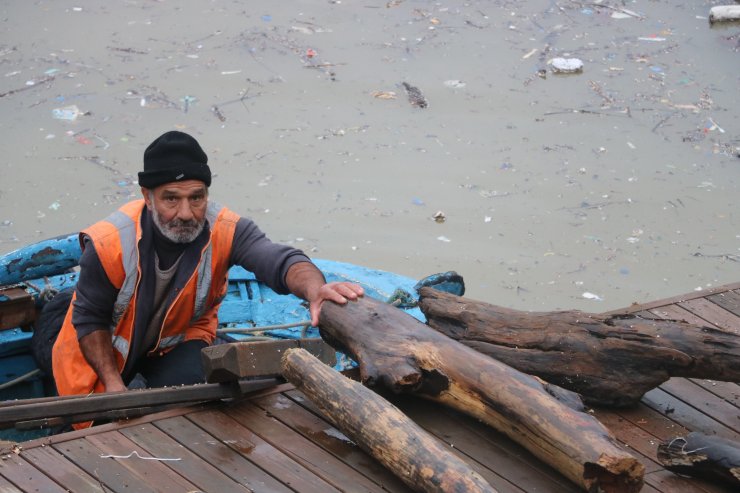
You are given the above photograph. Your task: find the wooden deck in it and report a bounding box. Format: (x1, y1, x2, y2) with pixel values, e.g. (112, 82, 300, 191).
(1, 284, 739, 493)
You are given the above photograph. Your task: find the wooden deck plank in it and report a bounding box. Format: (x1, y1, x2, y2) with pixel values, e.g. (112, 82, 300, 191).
(641, 388, 740, 442)
(187, 408, 341, 493)
(0, 474, 23, 493)
(53, 437, 160, 493)
(394, 395, 581, 493)
(643, 470, 735, 493)
(677, 298, 740, 333)
(119, 422, 253, 493)
(21, 446, 113, 493)
(647, 305, 720, 327)
(153, 415, 293, 493)
(689, 379, 740, 407)
(707, 289, 740, 317)
(85, 430, 200, 493)
(0, 454, 68, 493)
(605, 282, 740, 315)
(591, 410, 663, 474)
(659, 378, 740, 434)
(593, 410, 730, 493)
(226, 400, 391, 493)
(254, 392, 413, 493)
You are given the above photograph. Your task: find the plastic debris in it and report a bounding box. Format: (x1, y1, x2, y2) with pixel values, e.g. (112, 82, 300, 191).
(437, 236, 451, 243)
(51, 105, 81, 121)
(443, 80, 466, 89)
(709, 6, 740, 24)
(548, 58, 583, 74)
(48, 201, 61, 210)
(433, 211, 446, 223)
(306, 48, 317, 58)
(371, 90, 396, 100)
(582, 292, 603, 301)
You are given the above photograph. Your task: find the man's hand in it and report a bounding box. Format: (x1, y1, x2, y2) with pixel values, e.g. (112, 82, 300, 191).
(285, 262, 364, 326)
(308, 281, 364, 327)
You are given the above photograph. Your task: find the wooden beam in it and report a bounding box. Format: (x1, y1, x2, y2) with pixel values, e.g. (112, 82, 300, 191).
(318, 296, 645, 493)
(281, 348, 498, 493)
(417, 287, 740, 407)
(202, 338, 336, 382)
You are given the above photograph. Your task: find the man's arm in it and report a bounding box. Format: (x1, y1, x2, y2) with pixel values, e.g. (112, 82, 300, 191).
(285, 261, 364, 326)
(79, 330, 127, 392)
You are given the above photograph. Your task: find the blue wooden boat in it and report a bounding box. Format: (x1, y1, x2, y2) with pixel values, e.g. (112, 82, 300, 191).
(0, 233, 463, 442)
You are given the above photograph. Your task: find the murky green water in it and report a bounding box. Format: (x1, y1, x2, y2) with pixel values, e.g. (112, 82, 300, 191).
(1, 0, 738, 311)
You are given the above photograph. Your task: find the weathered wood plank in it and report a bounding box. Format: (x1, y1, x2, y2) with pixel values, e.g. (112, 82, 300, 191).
(119, 422, 253, 493)
(641, 388, 740, 442)
(648, 305, 720, 327)
(659, 379, 740, 434)
(256, 391, 414, 493)
(0, 455, 67, 493)
(707, 290, 740, 318)
(21, 446, 111, 493)
(188, 408, 341, 493)
(592, 410, 664, 474)
(643, 470, 725, 493)
(0, 474, 23, 493)
(153, 415, 293, 493)
(690, 379, 740, 408)
(604, 283, 740, 315)
(678, 298, 740, 333)
(85, 430, 199, 492)
(227, 400, 391, 493)
(394, 395, 579, 493)
(53, 437, 160, 493)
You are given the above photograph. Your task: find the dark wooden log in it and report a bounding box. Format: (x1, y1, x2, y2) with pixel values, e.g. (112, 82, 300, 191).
(281, 347, 497, 493)
(318, 297, 645, 493)
(418, 288, 740, 407)
(201, 338, 336, 382)
(657, 432, 740, 487)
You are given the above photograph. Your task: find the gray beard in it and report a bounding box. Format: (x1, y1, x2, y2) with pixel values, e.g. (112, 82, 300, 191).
(151, 206, 206, 244)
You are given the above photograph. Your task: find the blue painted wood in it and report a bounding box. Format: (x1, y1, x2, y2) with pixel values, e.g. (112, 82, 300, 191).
(0, 233, 81, 285)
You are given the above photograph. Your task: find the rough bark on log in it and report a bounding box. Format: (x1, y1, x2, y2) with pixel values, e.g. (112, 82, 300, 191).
(319, 297, 644, 493)
(418, 287, 740, 407)
(657, 432, 740, 487)
(281, 348, 497, 493)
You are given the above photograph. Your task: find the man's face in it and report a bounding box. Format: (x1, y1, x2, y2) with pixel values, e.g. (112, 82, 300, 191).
(142, 180, 208, 243)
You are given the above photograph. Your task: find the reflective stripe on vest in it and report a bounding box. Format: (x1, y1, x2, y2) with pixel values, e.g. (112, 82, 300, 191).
(159, 333, 186, 350)
(112, 335, 130, 359)
(108, 210, 139, 333)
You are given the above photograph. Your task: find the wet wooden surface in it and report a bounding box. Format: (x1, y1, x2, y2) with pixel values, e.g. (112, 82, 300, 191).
(1, 284, 738, 492)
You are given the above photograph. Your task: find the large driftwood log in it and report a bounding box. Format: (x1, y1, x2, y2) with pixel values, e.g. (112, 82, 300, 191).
(657, 432, 740, 487)
(281, 348, 497, 493)
(319, 297, 645, 493)
(418, 288, 740, 407)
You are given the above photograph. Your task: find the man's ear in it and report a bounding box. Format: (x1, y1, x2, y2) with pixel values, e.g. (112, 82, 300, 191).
(141, 187, 152, 209)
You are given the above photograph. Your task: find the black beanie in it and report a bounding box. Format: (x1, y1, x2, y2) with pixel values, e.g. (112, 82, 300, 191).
(138, 131, 211, 188)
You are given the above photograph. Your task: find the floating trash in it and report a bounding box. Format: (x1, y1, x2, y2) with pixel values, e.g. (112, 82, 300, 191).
(709, 5, 740, 24)
(582, 292, 603, 301)
(371, 90, 396, 100)
(401, 82, 427, 108)
(443, 80, 466, 89)
(433, 211, 446, 223)
(437, 236, 451, 243)
(548, 58, 583, 74)
(51, 105, 81, 121)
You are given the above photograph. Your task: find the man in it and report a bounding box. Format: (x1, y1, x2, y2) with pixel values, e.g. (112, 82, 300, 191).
(52, 130, 363, 399)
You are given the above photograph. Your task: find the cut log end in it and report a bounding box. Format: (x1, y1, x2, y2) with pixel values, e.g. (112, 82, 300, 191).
(583, 456, 645, 493)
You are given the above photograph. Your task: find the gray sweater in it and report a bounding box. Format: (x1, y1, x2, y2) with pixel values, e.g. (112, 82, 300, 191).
(72, 210, 311, 342)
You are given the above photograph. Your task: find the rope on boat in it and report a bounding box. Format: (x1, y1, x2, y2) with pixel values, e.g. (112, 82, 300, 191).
(0, 368, 42, 391)
(216, 320, 313, 337)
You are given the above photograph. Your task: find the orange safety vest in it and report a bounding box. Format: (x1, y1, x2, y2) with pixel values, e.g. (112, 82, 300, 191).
(52, 199, 239, 402)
